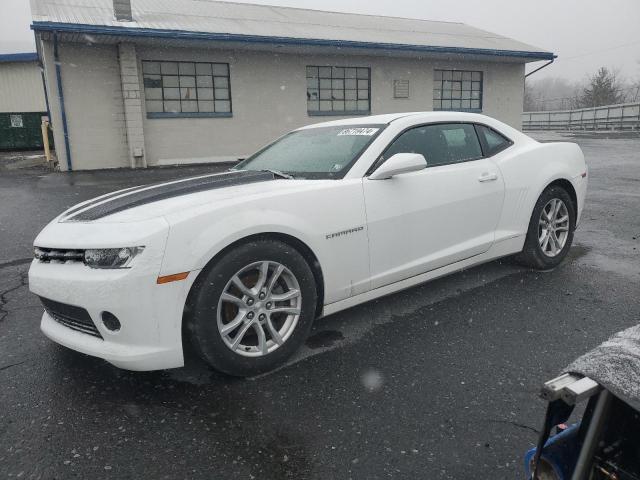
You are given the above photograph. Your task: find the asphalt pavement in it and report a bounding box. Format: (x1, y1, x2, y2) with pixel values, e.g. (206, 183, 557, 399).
(1, 134, 639, 479)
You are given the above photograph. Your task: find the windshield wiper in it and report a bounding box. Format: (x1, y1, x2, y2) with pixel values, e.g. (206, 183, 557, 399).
(259, 169, 295, 180)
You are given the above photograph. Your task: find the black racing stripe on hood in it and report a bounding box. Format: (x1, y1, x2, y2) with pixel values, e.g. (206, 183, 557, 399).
(61, 185, 145, 219)
(65, 170, 276, 222)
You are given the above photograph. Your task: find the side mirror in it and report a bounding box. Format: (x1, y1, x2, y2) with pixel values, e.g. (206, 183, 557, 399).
(369, 153, 427, 180)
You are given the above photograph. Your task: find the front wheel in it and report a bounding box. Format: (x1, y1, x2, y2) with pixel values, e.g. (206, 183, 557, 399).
(186, 239, 317, 376)
(516, 185, 576, 270)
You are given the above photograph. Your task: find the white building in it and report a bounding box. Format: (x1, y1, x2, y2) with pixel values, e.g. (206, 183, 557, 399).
(0, 53, 48, 150)
(30, 0, 554, 171)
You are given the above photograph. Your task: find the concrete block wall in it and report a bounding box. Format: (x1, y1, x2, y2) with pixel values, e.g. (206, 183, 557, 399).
(118, 43, 146, 168)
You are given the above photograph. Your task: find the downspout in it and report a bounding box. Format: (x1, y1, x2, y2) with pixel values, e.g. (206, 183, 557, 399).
(53, 33, 73, 171)
(525, 58, 555, 78)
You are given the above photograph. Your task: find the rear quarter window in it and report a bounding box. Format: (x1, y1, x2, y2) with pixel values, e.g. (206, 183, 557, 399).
(476, 125, 512, 156)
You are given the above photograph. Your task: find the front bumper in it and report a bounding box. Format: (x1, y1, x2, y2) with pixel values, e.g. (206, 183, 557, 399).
(28, 217, 197, 371)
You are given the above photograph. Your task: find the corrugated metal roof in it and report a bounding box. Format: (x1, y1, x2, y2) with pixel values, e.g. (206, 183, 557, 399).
(30, 0, 554, 60)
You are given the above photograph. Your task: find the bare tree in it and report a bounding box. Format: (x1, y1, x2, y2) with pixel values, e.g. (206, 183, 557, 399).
(576, 67, 626, 108)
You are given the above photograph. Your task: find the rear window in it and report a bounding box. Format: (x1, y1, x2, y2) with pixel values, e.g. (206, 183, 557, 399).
(476, 125, 512, 156)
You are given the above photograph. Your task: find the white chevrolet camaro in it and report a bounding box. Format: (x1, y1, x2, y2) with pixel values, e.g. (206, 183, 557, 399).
(29, 112, 588, 376)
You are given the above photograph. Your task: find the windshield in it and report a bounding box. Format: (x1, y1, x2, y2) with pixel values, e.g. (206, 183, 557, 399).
(235, 125, 386, 179)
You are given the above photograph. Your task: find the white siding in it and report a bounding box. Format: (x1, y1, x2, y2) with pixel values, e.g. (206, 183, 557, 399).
(43, 40, 525, 170)
(0, 61, 46, 113)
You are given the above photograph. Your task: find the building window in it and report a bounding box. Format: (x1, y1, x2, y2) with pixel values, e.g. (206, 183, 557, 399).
(142, 61, 232, 118)
(433, 70, 483, 112)
(306, 66, 370, 116)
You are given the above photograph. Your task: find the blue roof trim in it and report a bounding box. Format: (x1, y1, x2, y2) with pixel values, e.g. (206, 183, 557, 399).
(0, 52, 39, 63)
(31, 22, 556, 61)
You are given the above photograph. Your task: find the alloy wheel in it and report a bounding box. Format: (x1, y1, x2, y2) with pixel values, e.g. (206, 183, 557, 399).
(217, 261, 302, 357)
(538, 198, 570, 257)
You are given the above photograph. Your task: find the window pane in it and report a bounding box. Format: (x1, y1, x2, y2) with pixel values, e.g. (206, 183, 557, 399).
(164, 88, 180, 100)
(333, 89, 344, 100)
(433, 99, 442, 109)
(180, 76, 196, 88)
(333, 100, 345, 111)
(214, 77, 229, 89)
(478, 125, 510, 155)
(452, 71, 462, 80)
(357, 68, 369, 79)
(181, 87, 196, 100)
(472, 71, 482, 81)
(143, 62, 160, 74)
(333, 67, 345, 78)
(196, 63, 212, 75)
(319, 67, 331, 78)
(462, 71, 472, 81)
(439, 124, 482, 162)
(358, 89, 369, 100)
(146, 100, 163, 112)
(181, 100, 198, 112)
(197, 76, 213, 88)
(161, 62, 178, 75)
(307, 100, 320, 111)
(143, 75, 161, 88)
(332, 79, 344, 90)
(179, 63, 195, 75)
(345, 100, 357, 110)
(212, 64, 229, 76)
(198, 100, 215, 112)
(307, 78, 318, 89)
(345, 78, 357, 90)
(357, 100, 369, 111)
(320, 100, 332, 111)
(358, 79, 368, 89)
(145, 88, 162, 100)
(215, 100, 231, 113)
(471, 100, 481, 109)
(307, 89, 319, 100)
(215, 88, 230, 100)
(345, 90, 357, 100)
(451, 100, 461, 108)
(320, 90, 332, 100)
(345, 68, 357, 79)
(199, 88, 214, 100)
(319, 79, 331, 89)
(306, 66, 318, 78)
(163, 76, 179, 87)
(434, 70, 443, 80)
(164, 100, 180, 112)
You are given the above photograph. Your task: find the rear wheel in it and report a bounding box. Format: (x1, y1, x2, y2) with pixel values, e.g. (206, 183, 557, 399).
(186, 239, 317, 376)
(517, 185, 576, 270)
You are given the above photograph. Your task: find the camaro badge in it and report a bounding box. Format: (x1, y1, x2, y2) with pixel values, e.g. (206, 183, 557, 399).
(326, 226, 365, 240)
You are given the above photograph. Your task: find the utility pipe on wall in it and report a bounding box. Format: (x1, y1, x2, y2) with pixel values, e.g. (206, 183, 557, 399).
(53, 33, 73, 171)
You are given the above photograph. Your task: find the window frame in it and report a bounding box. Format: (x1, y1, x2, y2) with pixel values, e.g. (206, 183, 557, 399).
(433, 70, 483, 113)
(366, 121, 513, 176)
(141, 60, 233, 119)
(306, 65, 372, 117)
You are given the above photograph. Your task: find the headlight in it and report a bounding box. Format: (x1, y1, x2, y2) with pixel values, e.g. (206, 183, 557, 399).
(83, 247, 144, 269)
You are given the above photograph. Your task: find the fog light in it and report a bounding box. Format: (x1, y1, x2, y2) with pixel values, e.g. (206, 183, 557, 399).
(101, 312, 121, 332)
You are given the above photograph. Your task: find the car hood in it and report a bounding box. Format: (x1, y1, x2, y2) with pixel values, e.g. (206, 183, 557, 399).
(58, 170, 327, 223)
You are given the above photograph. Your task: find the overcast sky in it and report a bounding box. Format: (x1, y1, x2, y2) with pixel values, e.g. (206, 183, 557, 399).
(2, 0, 639, 82)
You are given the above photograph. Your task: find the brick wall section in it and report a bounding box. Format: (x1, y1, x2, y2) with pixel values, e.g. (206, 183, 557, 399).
(118, 43, 146, 168)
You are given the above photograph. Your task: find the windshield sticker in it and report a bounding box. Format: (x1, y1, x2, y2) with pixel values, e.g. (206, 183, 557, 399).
(337, 128, 380, 136)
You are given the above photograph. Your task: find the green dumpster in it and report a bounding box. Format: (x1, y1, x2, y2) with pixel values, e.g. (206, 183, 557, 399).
(0, 112, 53, 151)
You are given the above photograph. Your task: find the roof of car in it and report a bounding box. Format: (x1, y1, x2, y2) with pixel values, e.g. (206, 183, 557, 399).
(299, 111, 491, 128)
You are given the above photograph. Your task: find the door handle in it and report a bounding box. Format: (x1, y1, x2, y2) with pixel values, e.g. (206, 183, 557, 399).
(478, 172, 498, 183)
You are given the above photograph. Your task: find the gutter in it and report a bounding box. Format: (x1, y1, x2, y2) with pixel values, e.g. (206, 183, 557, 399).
(31, 22, 556, 61)
(53, 33, 73, 171)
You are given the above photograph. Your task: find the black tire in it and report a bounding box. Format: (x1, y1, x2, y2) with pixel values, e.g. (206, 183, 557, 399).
(516, 185, 576, 270)
(185, 239, 317, 377)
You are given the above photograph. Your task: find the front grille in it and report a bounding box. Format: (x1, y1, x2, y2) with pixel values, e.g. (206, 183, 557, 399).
(34, 247, 84, 264)
(40, 297, 103, 339)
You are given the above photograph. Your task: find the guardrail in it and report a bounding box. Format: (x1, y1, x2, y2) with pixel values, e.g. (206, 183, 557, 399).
(522, 102, 640, 131)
